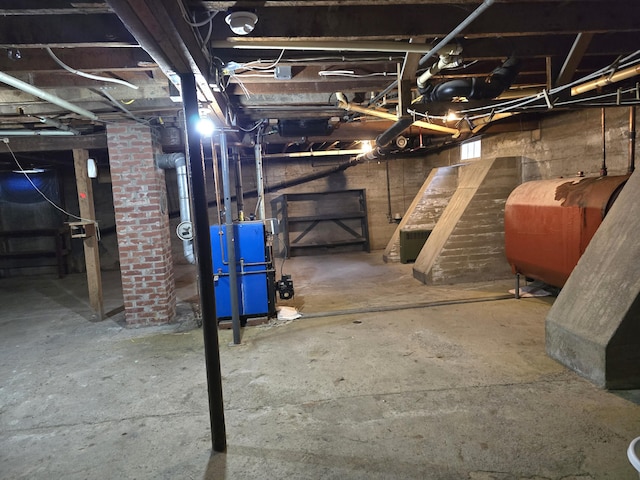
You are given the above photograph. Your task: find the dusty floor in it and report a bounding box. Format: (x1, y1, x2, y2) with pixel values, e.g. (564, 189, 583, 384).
(1, 251, 640, 479)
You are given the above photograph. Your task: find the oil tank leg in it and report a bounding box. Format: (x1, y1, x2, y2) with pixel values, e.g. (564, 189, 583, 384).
(515, 273, 520, 299)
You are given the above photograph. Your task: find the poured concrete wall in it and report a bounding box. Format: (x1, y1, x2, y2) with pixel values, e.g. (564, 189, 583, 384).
(546, 169, 640, 389)
(413, 157, 520, 285)
(383, 165, 458, 263)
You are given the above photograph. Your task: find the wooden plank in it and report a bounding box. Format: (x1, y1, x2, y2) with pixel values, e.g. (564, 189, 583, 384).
(0, 134, 107, 153)
(555, 32, 594, 87)
(73, 148, 104, 320)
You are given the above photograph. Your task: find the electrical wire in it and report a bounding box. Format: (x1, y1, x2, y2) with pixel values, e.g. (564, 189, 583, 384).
(45, 47, 139, 90)
(2, 140, 100, 229)
(318, 70, 397, 78)
(183, 10, 219, 27)
(238, 121, 264, 133)
(239, 50, 287, 71)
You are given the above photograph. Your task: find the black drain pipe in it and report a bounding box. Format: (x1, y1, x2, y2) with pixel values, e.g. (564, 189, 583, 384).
(362, 57, 520, 163)
(418, 56, 521, 101)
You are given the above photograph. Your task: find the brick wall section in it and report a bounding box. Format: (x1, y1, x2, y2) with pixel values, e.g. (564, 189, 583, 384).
(106, 122, 176, 327)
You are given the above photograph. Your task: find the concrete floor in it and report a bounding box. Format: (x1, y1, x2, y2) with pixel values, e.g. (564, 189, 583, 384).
(1, 251, 640, 480)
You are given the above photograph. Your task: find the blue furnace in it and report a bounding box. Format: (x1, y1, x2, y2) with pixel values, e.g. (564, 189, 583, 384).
(210, 221, 276, 322)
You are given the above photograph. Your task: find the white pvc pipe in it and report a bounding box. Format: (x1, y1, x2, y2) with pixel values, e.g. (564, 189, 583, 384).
(0, 129, 76, 136)
(0, 70, 99, 121)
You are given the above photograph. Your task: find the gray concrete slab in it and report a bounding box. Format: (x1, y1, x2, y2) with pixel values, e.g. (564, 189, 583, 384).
(1, 252, 640, 479)
(546, 170, 640, 389)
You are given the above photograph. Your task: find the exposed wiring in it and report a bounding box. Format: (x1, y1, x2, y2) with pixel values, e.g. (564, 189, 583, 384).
(240, 54, 403, 66)
(239, 50, 287, 71)
(227, 73, 252, 98)
(182, 10, 219, 27)
(319, 70, 397, 78)
(238, 121, 264, 133)
(231, 73, 273, 78)
(94, 88, 149, 125)
(2, 140, 99, 229)
(45, 47, 139, 90)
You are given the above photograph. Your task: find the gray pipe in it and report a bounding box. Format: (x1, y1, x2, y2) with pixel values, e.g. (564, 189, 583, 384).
(219, 132, 242, 345)
(418, 0, 495, 67)
(156, 153, 195, 264)
(0, 70, 99, 121)
(254, 127, 266, 220)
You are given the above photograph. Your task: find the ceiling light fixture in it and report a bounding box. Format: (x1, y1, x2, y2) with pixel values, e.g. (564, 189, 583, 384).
(196, 117, 215, 137)
(225, 11, 258, 36)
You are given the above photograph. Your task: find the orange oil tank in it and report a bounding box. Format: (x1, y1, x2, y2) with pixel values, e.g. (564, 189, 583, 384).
(504, 175, 629, 287)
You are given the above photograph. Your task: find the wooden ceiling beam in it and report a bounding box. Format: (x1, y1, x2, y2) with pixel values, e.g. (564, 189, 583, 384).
(208, 2, 640, 40)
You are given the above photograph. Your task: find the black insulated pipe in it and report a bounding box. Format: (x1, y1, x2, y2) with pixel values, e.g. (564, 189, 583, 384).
(419, 56, 521, 101)
(376, 116, 415, 149)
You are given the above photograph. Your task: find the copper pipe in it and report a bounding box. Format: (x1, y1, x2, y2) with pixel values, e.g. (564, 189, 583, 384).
(630, 106, 636, 174)
(601, 108, 608, 177)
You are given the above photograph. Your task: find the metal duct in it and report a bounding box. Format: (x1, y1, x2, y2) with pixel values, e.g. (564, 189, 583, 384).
(156, 153, 195, 264)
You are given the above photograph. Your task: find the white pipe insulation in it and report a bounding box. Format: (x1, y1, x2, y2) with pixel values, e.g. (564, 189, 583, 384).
(156, 153, 195, 264)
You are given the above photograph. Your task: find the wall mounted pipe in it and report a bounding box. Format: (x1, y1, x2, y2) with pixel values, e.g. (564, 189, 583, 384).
(156, 153, 195, 264)
(629, 106, 636, 174)
(601, 107, 608, 176)
(233, 147, 245, 221)
(254, 126, 266, 220)
(0, 71, 99, 121)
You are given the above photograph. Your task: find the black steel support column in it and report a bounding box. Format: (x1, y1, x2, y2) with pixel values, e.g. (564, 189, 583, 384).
(180, 72, 226, 453)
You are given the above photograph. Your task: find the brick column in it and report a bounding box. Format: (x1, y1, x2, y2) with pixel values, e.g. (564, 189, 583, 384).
(107, 122, 176, 326)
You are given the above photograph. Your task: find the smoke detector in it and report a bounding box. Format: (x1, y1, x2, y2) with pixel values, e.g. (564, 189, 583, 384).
(225, 11, 258, 35)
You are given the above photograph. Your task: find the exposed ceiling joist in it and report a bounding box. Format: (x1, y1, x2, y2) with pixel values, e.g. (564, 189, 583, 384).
(555, 32, 595, 87)
(106, 0, 230, 125)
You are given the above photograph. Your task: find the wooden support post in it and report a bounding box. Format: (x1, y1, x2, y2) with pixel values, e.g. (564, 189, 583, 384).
(73, 149, 104, 320)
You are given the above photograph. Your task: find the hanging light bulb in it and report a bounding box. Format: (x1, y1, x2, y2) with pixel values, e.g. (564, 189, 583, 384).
(196, 117, 215, 137)
(360, 140, 373, 153)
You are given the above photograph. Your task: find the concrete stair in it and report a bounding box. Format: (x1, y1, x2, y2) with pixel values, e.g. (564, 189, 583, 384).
(383, 165, 458, 263)
(412, 157, 520, 285)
